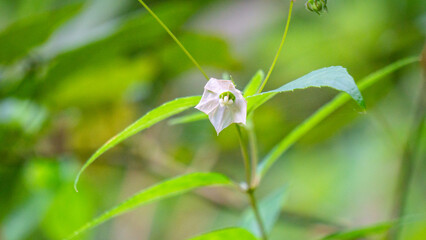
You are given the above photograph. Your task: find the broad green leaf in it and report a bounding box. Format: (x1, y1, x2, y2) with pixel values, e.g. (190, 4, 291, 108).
(0, 4, 82, 65)
(241, 186, 287, 237)
(244, 70, 265, 97)
(189, 228, 258, 240)
(247, 66, 365, 114)
(169, 112, 208, 125)
(74, 96, 201, 191)
(66, 172, 232, 240)
(257, 56, 419, 178)
(322, 222, 393, 239)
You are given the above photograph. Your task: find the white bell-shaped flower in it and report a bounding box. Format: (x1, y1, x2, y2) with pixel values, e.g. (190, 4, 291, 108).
(195, 78, 247, 134)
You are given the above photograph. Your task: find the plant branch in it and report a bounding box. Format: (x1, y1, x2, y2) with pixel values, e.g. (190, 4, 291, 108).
(137, 0, 209, 80)
(248, 189, 268, 240)
(258, 0, 294, 93)
(235, 124, 252, 185)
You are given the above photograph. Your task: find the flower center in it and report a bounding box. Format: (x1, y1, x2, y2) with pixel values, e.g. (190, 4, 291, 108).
(219, 91, 236, 107)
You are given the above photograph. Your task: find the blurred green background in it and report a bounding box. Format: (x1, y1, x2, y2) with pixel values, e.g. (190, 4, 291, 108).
(0, 0, 425, 239)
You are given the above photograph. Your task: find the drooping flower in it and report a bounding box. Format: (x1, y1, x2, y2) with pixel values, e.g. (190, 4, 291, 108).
(195, 78, 247, 135)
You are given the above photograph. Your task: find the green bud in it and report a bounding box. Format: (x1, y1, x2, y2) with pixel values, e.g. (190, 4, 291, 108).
(305, 0, 328, 15)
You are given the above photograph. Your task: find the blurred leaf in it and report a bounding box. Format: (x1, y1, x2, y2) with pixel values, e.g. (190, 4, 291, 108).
(322, 222, 393, 239)
(41, 2, 200, 92)
(241, 186, 287, 237)
(2, 191, 53, 240)
(0, 3, 82, 65)
(244, 70, 265, 97)
(159, 33, 238, 77)
(257, 56, 419, 178)
(66, 172, 232, 240)
(247, 66, 365, 114)
(188, 228, 257, 240)
(46, 56, 155, 109)
(74, 96, 201, 191)
(169, 112, 207, 125)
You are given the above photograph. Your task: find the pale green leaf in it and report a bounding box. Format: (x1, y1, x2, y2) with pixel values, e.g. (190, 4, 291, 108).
(257, 56, 419, 178)
(189, 228, 258, 240)
(322, 222, 393, 239)
(74, 96, 201, 191)
(244, 70, 265, 97)
(241, 186, 287, 237)
(247, 66, 365, 114)
(168, 112, 207, 125)
(66, 172, 232, 240)
(0, 4, 82, 65)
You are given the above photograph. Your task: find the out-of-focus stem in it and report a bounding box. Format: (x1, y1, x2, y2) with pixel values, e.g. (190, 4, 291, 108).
(389, 49, 425, 240)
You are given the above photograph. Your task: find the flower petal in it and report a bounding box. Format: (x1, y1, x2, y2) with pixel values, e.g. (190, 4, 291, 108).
(205, 78, 235, 94)
(208, 105, 234, 135)
(195, 89, 219, 114)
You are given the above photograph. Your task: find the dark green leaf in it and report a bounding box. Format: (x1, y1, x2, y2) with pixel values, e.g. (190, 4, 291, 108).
(0, 4, 82, 65)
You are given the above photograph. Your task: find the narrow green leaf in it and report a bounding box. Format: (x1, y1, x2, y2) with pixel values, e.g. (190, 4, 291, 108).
(189, 228, 258, 240)
(257, 56, 419, 178)
(168, 112, 207, 125)
(244, 70, 265, 97)
(74, 96, 201, 191)
(247, 66, 366, 115)
(0, 4, 82, 65)
(322, 222, 393, 239)
(66, 172, 232, 240)
(241, 186, 287, 237)
(321, 214, 426, 239)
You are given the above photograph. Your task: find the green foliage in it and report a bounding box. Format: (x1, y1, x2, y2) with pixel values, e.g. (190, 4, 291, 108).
(322, 222, 393, 239)
(0, 3, 82, 65)
(66, 172, 232, 240)
(241, 186, 287, 237)
(189, 228, 258, 240)
(74, 96, 201, 191)
(247, 66, 365, 114)
(244, 70, 265, 97)
(257, 56, 419, 178)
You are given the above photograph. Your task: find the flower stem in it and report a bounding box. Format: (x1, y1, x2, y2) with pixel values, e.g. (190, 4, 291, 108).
(235, 125, 251, 185)
(137, 0, 209, 80)
(235, 124, 267, 240)
(247, 119, 259, 188)
(257, 0, 294, 93)
(248, 189, 268, 240)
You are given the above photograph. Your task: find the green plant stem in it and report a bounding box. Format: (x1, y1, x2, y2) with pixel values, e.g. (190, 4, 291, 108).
(137, 0, 209, 80)
(236, 124, 267, 240)
(248, 189, 268, 240)
(247, 119, 259, 188)
(258, 0, 294, 93)
(235, 125, 251, 185)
